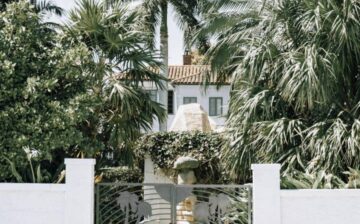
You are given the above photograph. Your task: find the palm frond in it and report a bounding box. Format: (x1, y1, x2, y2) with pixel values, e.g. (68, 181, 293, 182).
(35, 0, 63, 16)
(67, 0, 166, 165)
(210, 0, 360, 183)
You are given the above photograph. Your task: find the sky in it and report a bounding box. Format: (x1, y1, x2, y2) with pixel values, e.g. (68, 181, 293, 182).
(50, 0, 184, 65)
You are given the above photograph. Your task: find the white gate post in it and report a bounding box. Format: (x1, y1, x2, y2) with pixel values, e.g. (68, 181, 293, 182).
(251, 164, 281, 224)
(65, 159, 96, 224)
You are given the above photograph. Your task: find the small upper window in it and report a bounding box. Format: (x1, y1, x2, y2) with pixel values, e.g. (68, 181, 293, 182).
(209, 97, 223, 116)
(145, 90, 158, 102)
(183, 97, 197, 104)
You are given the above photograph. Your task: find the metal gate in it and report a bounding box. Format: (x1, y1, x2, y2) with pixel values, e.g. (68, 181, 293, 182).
(95, 183, 252, 224)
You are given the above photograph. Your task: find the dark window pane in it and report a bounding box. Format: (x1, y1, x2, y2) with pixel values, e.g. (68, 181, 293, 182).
(145, 90, 158, 102)
(168, 90, 174, 114)
(183, 97, 197, 104)
(209, 97, 223, 116)
(209, 98, 216, 116)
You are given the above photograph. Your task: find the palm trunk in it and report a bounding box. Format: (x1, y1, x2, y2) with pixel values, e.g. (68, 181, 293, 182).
(158, 1, 168, 131)
(125, 205, 129, 224)
(218, 210, 221, 224)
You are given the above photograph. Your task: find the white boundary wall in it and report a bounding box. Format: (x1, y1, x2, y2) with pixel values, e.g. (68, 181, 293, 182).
(0, 159, 95, 224)
(252, 164, 360, 224)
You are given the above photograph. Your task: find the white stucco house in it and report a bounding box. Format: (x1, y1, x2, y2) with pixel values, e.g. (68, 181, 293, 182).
(145, 55, 231, 131)
(118, 54, 231, 132)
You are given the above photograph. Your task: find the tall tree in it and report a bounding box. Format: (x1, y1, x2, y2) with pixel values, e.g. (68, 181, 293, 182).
(204, 0, 360, 182)
(139, 0, 206, 131)
(0, 0, 166, 182)
(0, 1, 91, 182)
(67, 0, 166, 166)
(194, 0, 261, 82)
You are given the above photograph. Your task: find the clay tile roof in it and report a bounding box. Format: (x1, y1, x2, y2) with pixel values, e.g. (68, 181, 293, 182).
(117, 65, 230, 85)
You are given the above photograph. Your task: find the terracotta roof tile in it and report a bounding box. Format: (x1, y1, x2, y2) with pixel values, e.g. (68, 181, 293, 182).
(117, 65, 230, 85)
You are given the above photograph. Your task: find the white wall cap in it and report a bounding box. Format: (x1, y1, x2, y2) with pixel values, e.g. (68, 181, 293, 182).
(65, 158, 96, 166)
(251, 163, 281, 171)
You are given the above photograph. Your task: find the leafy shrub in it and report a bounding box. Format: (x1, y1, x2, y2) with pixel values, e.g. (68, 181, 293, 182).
(135, 131, 230, 184)
(0, 1, 165, 182)
(0, 1, 93, 182)
(100, 166, 143, 183)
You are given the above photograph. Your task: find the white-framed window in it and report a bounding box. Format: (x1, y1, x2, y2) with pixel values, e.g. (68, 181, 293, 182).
(209, 97, 223, 116)
(183, 97, 197, 104)
(145, 90, 158, 102)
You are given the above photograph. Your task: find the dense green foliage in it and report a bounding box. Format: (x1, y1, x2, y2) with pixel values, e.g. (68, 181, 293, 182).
(281, 168, 360, 189)
(0, 2, 92, 182)
(99, 166, 143, 183)
(67, 0, 166, 167)
(135, 131, 230, 184)
(5, 0, 360, 190)
(0, 1, 165, 182)
(0, 0, 63, 15)
(200, 0, 360, 185)
(0, 0, 13, 11)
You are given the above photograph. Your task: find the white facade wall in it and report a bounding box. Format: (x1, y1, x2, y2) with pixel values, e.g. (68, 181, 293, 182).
(0, 159, 95, 224)
(252, 164, 360, 224)
(150, 84, 231, 131)
(0, 184, 66, 224)
(281, 190, 360, 224)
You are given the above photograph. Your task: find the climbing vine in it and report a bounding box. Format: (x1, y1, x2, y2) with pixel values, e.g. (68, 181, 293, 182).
(135, 131, 230, 184)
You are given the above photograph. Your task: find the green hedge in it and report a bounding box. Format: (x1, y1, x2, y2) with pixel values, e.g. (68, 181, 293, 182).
(99, 166, 143, 183)
(135, 131, 230, 184)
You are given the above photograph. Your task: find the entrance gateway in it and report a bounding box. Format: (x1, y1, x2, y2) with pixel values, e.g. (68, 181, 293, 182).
(95, 183, 252, 224)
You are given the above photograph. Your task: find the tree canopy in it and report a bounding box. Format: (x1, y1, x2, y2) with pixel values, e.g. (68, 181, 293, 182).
(0, 0, 165, 182)
(67, 0, 166, 166)
(0, 0, 63, 15)
(203, 0, 360, 183)
(0, 1, 92, 182)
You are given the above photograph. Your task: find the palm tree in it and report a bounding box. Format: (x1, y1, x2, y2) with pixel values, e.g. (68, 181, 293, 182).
(116, 192, 139, 224)
(67, 0, 166, 164)
(202, 0, 360, 182)
(138, 0, 207, 131)
(193, 0, 262, 83)
(33, 0, 63, 16)
(209, 193, 231, 224)
(136, 201, 152, 223)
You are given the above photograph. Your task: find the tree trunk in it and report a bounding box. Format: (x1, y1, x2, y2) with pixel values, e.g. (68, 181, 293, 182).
(125, 205, 129, 224)
(158, 1, 168, 132)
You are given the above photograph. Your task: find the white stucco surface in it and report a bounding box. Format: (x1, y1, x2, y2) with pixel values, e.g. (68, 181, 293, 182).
(252, 164, 360, 224)
(281, 190, 360, 224)
(0, 159, 95, 224)
(0, 184, 66, 224)
(169, 103, 212, 132)
(151, 84, 230, 131)
(3, 161, 360, 224)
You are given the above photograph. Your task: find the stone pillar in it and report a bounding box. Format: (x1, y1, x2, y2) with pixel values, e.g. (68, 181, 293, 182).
(64, 159, 96, 224)
(251, 164, 281, 224)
